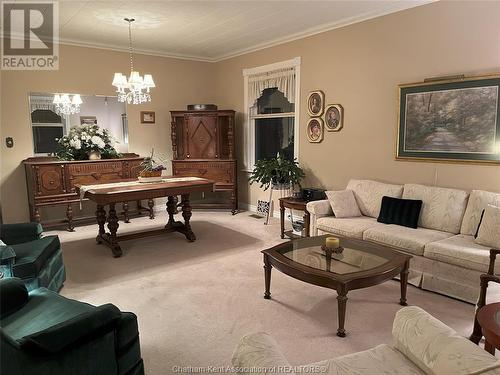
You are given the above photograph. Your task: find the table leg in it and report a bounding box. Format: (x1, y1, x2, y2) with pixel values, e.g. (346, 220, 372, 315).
(107, 203, 122, 257)
(485, 340, 496, 355)
(181, 194, 196, 241)
(280, 203, 285, 239)
(304, 211, 310, 237)
(148, 199, 155, 219)
(264, 254, 272, 299)
(95, 205, 106, 244)
(66, 203, 75, 232)
(166, 195, 178, 226)
(337, 288, 348, 337)
(400, 260, 409, 306)
(123, 202, 130, 223)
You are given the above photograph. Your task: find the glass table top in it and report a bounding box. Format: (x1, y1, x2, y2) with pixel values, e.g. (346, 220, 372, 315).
(277, 237, 393, 275)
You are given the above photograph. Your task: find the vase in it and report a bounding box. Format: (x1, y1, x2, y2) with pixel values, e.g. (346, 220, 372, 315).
(88, 150, 101, 160)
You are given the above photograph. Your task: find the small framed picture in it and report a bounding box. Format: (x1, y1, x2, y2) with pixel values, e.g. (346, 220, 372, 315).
(324, 104, 343, 132)
(306, 118, 324, 143)
(307, 90, 325, 117)
(141, 111, 155, 124)
(80, 116, 97, 125)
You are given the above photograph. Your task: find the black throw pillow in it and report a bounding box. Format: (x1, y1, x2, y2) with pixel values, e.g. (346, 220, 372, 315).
(474, 209, 486, 239)
(377, 196, 423, 229)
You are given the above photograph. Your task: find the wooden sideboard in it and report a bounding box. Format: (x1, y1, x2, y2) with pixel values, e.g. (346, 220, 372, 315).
(23, 154, 154, 231)
(170, 110, 238, 214)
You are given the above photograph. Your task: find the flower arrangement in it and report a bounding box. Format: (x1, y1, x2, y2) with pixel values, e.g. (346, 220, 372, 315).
(138, 149, 167, 177)
(56, 124, 120, 160)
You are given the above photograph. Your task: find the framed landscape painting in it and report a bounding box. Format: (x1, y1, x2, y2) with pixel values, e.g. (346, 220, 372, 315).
(396, 75, 500, 164)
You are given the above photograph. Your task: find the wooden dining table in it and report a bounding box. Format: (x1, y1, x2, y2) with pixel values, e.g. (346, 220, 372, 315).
(76, 177, 215, 257)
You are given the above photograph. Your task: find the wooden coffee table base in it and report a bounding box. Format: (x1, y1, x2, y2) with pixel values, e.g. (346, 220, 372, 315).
(96, 194, 196, 257)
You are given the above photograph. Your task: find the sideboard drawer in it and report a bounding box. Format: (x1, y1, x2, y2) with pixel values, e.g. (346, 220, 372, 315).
(172, 160, 235, 185)
(33, 165, 66, 196)
(67, 161, 124, 192)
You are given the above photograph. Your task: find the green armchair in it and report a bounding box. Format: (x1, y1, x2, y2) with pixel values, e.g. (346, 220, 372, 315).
(0, 222, 65, 291)
(0, 278, 144, 375)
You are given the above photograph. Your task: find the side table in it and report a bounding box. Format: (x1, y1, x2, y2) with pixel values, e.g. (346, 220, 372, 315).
(279, 197, 310, 239)
(477, 302, 500, 355)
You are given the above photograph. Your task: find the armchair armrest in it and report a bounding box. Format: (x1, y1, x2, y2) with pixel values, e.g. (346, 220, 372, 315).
(19, 304, 122, 353)
(232, 332, 294, 375)
(0, 223, 43, 245)
(393, 306, 499, 374)
(0, 278, 28, 318)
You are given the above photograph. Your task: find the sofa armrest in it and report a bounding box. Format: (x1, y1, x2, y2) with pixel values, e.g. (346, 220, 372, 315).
(19, 304, 122, 354)
(232, 332, 294, 375)
(306, 200, 332, 236)
(393, 306, 500, 374)
(0, 223, 43, 245)
(0, 278, 28, 318)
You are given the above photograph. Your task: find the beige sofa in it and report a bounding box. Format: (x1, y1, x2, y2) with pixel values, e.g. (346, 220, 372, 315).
(306, 179, 500, 304)
(232, 306, 500, 375)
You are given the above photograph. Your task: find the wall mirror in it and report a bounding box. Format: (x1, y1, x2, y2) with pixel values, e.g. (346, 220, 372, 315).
(29, 93, 128, 155)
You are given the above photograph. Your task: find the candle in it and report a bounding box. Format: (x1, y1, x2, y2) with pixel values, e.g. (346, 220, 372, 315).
(326, 236, 340, 249)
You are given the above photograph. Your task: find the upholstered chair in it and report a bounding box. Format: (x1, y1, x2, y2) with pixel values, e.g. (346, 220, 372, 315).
(0, 278, 144, 375)
(0, 222, 65, 291)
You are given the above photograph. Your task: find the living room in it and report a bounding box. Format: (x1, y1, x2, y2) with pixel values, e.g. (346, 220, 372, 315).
(1, 1, 500, 374)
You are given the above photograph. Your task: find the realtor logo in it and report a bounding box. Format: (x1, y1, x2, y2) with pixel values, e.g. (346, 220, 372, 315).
(1, 1, 59, 70)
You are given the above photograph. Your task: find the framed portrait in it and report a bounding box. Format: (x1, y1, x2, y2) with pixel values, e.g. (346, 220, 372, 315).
(397, 74, 500, 164)
(140, 111, 155, 124)
(306, 118, 324, 143)
(307, 90, 324, 117)
(324, 104, 343, 131)
(80, 116, 97, 125)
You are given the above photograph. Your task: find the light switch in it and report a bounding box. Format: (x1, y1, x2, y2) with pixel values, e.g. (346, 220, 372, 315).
(5, 137, 13, 148)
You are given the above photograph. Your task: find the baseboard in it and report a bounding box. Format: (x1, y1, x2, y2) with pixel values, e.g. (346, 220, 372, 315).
(239, 202, 303, 222)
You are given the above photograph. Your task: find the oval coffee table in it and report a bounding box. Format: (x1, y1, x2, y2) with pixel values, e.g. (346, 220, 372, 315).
(477, 302, 500, 355)
(261, 235, 411, 337)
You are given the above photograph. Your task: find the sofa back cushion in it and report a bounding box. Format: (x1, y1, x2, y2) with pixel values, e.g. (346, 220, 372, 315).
(402, 184, 468, 234)
(461, 190, 500, 236)
(346, 180, 403, 218)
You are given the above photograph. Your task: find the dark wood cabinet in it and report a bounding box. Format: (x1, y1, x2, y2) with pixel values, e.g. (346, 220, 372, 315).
(23, 154, 149, 231)
(170, 110, 237, 214)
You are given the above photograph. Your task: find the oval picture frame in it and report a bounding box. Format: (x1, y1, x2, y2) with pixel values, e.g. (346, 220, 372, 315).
(306, 118, 324, 143)
(307, 90, 325, 117)
(324, 104, 344, 132)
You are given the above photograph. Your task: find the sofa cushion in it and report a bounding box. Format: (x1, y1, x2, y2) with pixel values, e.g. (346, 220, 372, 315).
(363, 225, 453, 256)
(325, 190, 362, 218)
(11, 235, 60, 279)
(424, 234, 493, 273)
(461, 190, 500, 236)
(346, 179, 404, 218)
(308, 344, 424, 375)
(316, 216, 382, 239)
(476, 205, 500, 250)
(402, 184, 469, 234)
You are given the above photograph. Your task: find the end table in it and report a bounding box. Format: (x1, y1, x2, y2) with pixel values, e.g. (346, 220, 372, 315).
(279, 197, 310, 239)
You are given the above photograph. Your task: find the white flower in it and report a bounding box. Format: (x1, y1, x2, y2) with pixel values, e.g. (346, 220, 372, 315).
(91, 136, 105, 149)
(69, 139, 81, 150)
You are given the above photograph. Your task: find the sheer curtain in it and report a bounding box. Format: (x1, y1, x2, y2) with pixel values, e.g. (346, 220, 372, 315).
(248, 67, 296, 107)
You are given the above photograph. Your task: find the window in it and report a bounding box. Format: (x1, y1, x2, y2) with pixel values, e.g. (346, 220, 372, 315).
(31, 108, 66, 154)
(243, 57, 300, 170)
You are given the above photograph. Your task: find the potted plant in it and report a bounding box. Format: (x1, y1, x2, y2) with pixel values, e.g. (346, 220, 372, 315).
(249, 152, 305, 191)
(137, 149, 166, 181)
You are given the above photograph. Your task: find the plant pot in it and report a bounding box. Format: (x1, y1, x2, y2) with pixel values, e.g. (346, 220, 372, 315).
(139, 170, 162, 178)
(88, 150, 101, 160)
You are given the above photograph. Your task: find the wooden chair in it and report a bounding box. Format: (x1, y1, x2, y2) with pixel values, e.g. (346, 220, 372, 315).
(470, 249, 500, 344)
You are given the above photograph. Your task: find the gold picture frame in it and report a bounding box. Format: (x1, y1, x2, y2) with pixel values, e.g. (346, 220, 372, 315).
(307, 90, 325, 117)
(140, 111, 155, 124)
(324, 104, 343, 132)
(306, 118, 324, 143)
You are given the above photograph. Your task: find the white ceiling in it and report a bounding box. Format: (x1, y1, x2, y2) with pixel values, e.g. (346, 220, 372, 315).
(58, 1, 431, 62)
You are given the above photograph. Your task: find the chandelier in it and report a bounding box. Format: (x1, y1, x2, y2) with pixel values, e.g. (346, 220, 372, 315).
(53, 93, 83, 115)
(112, 18, 155, 104)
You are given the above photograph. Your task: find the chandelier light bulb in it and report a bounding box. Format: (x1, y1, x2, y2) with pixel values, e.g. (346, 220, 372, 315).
(53, 93, 83, 115)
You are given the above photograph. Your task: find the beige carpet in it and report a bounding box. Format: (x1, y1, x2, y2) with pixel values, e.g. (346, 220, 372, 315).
(47, 211, 476, 374)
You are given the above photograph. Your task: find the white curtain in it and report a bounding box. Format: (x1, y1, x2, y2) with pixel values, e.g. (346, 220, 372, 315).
(30, 95, 56, 113)
(248, 67, 295, 106)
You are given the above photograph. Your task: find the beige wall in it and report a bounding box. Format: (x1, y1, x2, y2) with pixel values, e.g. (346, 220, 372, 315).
(2, 1, 500, 223)
(213, 1, 500, 210)
(0, 45, 215, 223)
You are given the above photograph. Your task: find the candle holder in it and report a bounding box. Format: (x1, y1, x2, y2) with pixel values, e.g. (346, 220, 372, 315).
(321, 244, 344, 254)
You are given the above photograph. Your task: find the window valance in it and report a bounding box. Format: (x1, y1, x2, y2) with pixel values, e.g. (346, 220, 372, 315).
(248, 67, 295, 107)
(30, 96, 56, 113)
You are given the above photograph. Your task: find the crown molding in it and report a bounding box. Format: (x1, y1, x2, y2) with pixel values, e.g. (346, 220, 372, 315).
(58, 0, 434, 64)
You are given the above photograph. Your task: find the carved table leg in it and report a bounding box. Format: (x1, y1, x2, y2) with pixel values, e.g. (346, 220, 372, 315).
(166, 195, 178, 227)
(122, 202, 130, 223)
(230, 190, 238, 215)
(400, 260, 409, 306)
(304, 211, 310, 237)
(136, 200, 142, 215)
(337, 287, 348, 337)
(95, 205, 106, 244)
(181, 194, 196, 241)
(264, 254, 272, 299)
(148, 199, 155, 219)
(66, 204, 75, 232)
(34, 207, 41, 223)
(280, 203, 285, 239)
(106, 203, 122, 257)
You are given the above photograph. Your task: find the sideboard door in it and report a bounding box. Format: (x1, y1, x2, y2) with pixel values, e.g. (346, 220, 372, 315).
(186, 115, 218, 159)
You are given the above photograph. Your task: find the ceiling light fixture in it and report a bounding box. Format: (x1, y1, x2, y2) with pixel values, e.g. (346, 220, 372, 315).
(112, 18, 155, 105)
(53, 93, 83, 115)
